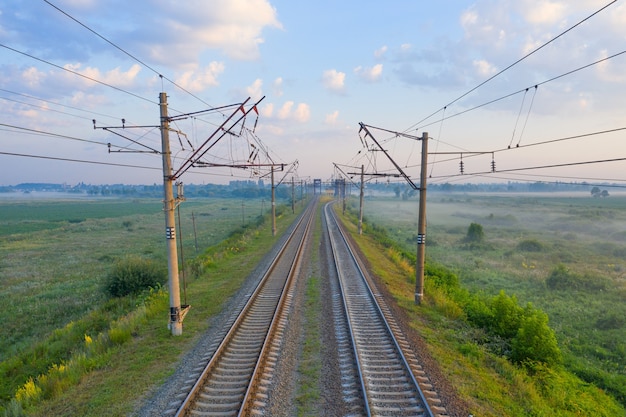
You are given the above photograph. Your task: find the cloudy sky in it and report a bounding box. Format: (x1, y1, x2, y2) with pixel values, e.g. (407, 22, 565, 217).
(1, 0, 625, 186)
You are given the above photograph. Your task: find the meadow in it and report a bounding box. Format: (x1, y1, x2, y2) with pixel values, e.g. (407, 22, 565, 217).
(0, 196, 268, 362)
(356, 191, 626, 407)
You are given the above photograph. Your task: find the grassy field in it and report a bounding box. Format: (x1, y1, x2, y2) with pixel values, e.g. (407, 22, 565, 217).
(353, 192, 626, 409)
(0, 196, 279, 410)
(0, 197, 272, 358)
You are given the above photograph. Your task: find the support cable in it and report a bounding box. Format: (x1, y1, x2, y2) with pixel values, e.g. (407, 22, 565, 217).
(406, 0, 618, 132)
(43, 0, 219, 110)
(516, 85, 538, 147)
(508, 88, 528, 149)
(417, 49, 626, 131)
(0, 43, 156, 104)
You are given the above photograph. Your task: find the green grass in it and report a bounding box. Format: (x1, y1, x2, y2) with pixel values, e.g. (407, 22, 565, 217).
(295, 203, 323, 416)
(348, 193, 626, 411)
(336, 198, 625, 416)
(0, 196, 290, 414)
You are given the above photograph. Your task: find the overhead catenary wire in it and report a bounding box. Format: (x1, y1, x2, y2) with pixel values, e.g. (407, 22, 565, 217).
(0, 43, 156, 105)
(406, 0, 619, 132)
(0, 122, 123, 149)
(417, 49, 626, 131)
(428, 156, 626, 181)
(516, 85, 538, 147)
(43, 0, 220, 111)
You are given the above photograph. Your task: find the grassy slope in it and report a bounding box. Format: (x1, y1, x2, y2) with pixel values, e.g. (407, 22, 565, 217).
(26, 204, 300, 416)
(344, 194, 626, 415)
(3, 195, 624, 415)
(0, 197, 293, 415)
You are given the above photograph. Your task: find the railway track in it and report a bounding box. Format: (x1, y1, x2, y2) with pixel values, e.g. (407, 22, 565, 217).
(172, 199, 447, 416)
(175, 200, 316, 417)
(324, 202, 446, 417)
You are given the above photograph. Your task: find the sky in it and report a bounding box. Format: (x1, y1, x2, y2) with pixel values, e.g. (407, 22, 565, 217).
(1, 0, 626, 186)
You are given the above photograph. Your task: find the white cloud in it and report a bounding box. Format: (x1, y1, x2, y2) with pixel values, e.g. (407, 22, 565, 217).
(264, 101, 310, 122)
(473, 59, 497, 77)
(273, 77, 284, 97)
(293, 103, 310, 122)
(522, 1, 567, 25)
(354, 64, 383, 82)
(277, 101, 294, 119)
(175, 62, 224, 92)
(322, 69, 346, 93)
(20, 67, 46, 89)
(246, 78, 263, 100)
(61, 63, 142, 89)
(374, 46, 388, 59)
(325, 110, 339, 125)
(148, 0, 282, 65)
(261, 102, 274, 118)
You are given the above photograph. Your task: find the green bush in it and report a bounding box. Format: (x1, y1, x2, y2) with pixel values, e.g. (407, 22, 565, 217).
(511, 309, 561, 366)
(517, 238, 544, 252)
(104, 257, 166, 298)
(464, 222, 485, 243)
(490, 291, 524, 339)
(546, 264, 608, 291)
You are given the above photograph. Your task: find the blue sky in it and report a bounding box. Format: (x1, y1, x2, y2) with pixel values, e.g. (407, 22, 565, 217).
(1, 0, 625, 186)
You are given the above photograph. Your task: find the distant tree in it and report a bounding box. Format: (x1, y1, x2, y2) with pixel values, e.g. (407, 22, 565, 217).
(393, 185, 401, 198)
(591, 186, 601, 197)
(465, 222, 485, 243)
(601, 189, 609, 198)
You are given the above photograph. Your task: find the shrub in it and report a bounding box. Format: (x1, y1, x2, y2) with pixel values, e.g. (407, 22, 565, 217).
(546, 264, 608, 291)
(517, 238, 544, 252)
(511, 309, 561, 366)
(104, 257, 166, 297)
(490, 291, 523, 339)
(464, 222, 485, 243)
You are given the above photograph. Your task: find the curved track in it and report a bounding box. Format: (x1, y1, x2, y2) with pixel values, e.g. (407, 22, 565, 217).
(324, 202, 443, 417)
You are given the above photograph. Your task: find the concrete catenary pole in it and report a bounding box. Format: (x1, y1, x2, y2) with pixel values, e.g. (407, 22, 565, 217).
(291, 176, 295, 214)
(271, 166, 276, 236)
(358, 164, 364, 235)
(159, 92, 183, 335)
(415, 131, 428, 305)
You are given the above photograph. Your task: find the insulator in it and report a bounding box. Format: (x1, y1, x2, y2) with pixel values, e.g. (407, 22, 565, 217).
(491, 160, 496, 172)
(459, 160, 464, 174)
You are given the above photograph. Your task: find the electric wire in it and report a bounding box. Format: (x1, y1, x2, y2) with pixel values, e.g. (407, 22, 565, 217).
(508, 88, 528, 148)
(428, 157, 626, 181)
(0, 88, 121, 121)
(468, 174, 626, 189)
(0, 150, 160, 170)
(43, 0, 219, 111)
(0, 123, 116, 148)
(0, 43, 156, 105)
(516, 85, 538, 147)
(406, 0, 619, 132)
(418, 49, 626, 131)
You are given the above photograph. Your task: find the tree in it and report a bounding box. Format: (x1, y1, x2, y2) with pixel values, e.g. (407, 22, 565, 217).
(591, 186, 601, 197)
(511, 309, 562, 366)
(465, 222, 485, 243)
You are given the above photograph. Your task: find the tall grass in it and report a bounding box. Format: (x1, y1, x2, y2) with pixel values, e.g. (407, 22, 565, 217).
(0, 197, 278, 414)
(339, 198, 626, 416)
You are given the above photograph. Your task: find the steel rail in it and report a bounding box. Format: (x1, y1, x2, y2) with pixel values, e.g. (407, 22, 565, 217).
(324, 202, 435, 417)
(175, 200, 316, 417)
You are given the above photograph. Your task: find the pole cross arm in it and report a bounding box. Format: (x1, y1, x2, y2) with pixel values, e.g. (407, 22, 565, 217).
(173, 96, 266, 179)
(358, 122, 419, 190)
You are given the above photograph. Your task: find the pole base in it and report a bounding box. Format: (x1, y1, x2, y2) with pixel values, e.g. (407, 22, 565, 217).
(168, 321, 183, 336)
(414, 293, 424, 305)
